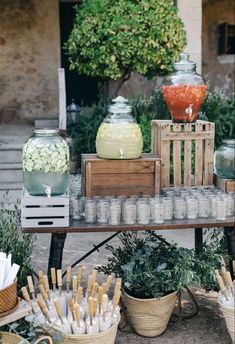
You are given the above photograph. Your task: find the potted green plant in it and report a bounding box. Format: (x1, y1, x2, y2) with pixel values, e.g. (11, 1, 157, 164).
(98, 232, 197, 337)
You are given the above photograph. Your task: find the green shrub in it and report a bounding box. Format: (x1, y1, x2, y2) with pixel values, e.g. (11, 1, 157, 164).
(98, 231, 225, 297)
(0, 194, 36, 289)
(66, 0, 186, 95)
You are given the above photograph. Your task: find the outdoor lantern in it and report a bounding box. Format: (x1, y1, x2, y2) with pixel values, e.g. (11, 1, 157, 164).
(67, 99, 80, 126)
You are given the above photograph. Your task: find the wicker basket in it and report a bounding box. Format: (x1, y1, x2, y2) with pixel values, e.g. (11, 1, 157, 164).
(124, 291, 178, 337)
(48, 317, 120, 344)
(218, 300, 235, 343)
(0, 332, 52, 344)
(0, 280, 17, 314)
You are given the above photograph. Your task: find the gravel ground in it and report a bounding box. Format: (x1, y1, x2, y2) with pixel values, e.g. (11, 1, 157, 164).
(30, 231, 232, 344)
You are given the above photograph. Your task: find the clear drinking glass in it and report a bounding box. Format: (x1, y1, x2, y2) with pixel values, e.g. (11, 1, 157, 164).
(216, 198, 227, 221)
(97, 199, 109, 223)
(222, 194, 234, 217)
(197, 196, 210, 218)
(84, 199, 96, 223)
(173, 197, 186, 220)
(162, 197, 173, 220)
(152, 201, 165, 224)
(123, 200, 137, 225)
(137, 199, 150, 224)
(108, 199, 121, 225)
(70, 197, 82, 220)
(208, 195, 219, 218)
(185, 196, 198, 219)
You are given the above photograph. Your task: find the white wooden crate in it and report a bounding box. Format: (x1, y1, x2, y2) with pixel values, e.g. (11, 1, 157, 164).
(21, 190, 69, 228)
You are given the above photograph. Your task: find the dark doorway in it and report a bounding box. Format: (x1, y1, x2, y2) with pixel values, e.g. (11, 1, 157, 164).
(59, 2, 100, 106)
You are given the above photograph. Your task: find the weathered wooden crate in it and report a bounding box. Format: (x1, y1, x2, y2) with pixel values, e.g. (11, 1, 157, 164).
(82, 153, 161, 197)
(151, 120, 215, 188)
(21, 190, 69, 228)
(215, 175, 235, 193)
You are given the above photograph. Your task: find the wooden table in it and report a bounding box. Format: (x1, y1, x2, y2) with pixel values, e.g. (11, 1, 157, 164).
(21, 216, 235, 274)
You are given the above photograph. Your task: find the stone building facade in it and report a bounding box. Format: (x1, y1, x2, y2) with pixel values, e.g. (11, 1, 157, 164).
(0, 0, 233, 124)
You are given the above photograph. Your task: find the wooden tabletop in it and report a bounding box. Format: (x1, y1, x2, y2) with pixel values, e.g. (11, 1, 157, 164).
(21, 216, 235, 234)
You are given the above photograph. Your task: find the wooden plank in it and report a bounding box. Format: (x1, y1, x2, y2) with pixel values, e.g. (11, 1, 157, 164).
(151, 120, 157, 153)
(58, 68, 67, 131)
(203, 122, 215, 185)
(22, 217, 69, 228)
(89, 160, 155, 174)
(22, 206, 69, 217)
(155, 160, 161, 194)
(161, 131, 214, 140)
(216, 175, 235, 192)
(173, 125, 182, 187)
(184, 123, 192, 186)
(20, 216, 235, 233)
(195, 123, 203, 186)
(82, 153, 159, 161)
(85, 162, 92, 197)
(160, 124, 170, 188)
(0, 300, 31, 326)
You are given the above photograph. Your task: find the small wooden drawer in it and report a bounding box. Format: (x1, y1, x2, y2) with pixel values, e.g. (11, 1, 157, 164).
(151, 120, 215, 188)
(82, 154, 161, 197)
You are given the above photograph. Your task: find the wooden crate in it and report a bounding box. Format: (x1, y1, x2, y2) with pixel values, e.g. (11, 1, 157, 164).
(82, 154, 161, 197)
(215, 175, 235, 193)
(21, 190, 69, 228)
(151, 120, 215, 188)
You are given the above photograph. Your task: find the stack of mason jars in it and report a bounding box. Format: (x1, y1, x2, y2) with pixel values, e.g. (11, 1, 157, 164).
(70, 188, 234, 225)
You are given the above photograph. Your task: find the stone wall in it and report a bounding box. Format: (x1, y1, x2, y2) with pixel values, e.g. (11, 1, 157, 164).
(202, 0, 235, 94)
(0, 0, 60, 123)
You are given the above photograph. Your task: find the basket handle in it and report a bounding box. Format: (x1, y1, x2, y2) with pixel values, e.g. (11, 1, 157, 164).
(35, 335, 53, 344)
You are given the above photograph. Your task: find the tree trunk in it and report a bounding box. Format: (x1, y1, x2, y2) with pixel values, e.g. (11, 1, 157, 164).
(107, 72, 131, 99)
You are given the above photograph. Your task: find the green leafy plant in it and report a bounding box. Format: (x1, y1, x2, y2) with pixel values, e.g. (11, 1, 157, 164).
(0, 194, 36, 289)
(66, 0, 186, 96)
(98, 231, 225, 298)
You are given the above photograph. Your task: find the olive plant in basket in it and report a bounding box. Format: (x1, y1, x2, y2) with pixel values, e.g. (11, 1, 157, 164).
(98, 232, 196, 337)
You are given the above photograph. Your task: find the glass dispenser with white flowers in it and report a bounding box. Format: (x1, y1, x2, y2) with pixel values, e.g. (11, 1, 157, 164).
(22, 129, 70, 196)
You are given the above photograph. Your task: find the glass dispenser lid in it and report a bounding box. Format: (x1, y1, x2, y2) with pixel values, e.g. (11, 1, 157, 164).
(109, 96, 132, 114)
(174, 53, 196, 71)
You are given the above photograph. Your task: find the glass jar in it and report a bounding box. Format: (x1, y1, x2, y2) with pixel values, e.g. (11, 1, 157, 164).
(162, 53, 207, 123)
(163, 197, 173, 220)
(123, 200, 137, 225)
(216, 198, 227, 221)
(152, 201, 165, 224)
(214, 140, 235, 179)
(22, 129, 70, 196)
(197, 196, 210, 218)
(137, 199, 150, 225)
(96, 96, 143, 159)
(84, 199, 96, 223)
(173, 197, 186, 220)
(108, 199, 121, 225)
(185, 196, 198, 219)
(97, 199, 109, 223)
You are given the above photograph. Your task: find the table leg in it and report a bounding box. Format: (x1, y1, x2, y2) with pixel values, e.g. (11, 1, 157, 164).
(195, 227, 203, 252)
(47, 233, 67, 275)
(224, 226, 235, 277)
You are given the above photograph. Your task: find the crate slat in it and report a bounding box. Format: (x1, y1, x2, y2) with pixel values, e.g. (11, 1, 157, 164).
(161, 124, 170, 187)
(151, 120, 215, 188)
(195, 123, 203, 186)
(22, 218, 69, 228)
(203, 122, 215, 185)
(22, 206, 69, 217)
(173, 125, 182, 187)
(184, 123, 192, 186)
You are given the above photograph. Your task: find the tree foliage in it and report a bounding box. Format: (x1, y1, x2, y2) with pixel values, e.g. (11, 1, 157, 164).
(66, 0, 186, 83)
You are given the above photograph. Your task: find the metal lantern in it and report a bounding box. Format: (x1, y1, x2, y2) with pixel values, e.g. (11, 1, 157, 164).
(67, 99, 80, 126)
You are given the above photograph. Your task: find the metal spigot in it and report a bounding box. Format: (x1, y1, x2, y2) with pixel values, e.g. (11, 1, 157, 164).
(185, 104, 193, 117)
(119, 148, 124, 159)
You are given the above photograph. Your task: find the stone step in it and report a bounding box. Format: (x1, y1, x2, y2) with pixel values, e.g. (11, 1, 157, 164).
(0, 162, 23, 183)
(0, 144, 23, 163)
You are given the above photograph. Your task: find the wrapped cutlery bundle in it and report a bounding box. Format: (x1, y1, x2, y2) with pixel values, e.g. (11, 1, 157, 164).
(215, 265, 235, 343)
(21, 266, 121, 344)
(0, 252, 20, 314)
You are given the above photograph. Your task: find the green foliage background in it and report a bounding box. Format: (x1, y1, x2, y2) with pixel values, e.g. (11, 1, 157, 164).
(66, 0, 186, 80)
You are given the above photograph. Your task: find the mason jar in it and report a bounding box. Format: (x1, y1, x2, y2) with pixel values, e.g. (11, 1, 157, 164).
(216, 198, 227, 221)
(108, 199, 121, 225)
(22, 129, 70, 196)
(84, 199, 96, 223)
(152, 201, 165, 224)
(137, 199, 150, 225)
(197, 196, 210, 218)
(163, 197, 174, 220)
(185, 196, 198, 219)
(123, 200, 137, 225)
(173, 197, 186, 220)
(97, 199, 109, 223)
(214, 140, 235, 179)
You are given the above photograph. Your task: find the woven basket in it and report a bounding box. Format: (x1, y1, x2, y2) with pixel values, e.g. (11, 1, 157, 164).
(218, 300, 235, 343)
(48, 317, 120, 344)
(124, 290, 178, 337)
(0, 332, 52, 344)
(0, 280, 17, 314)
